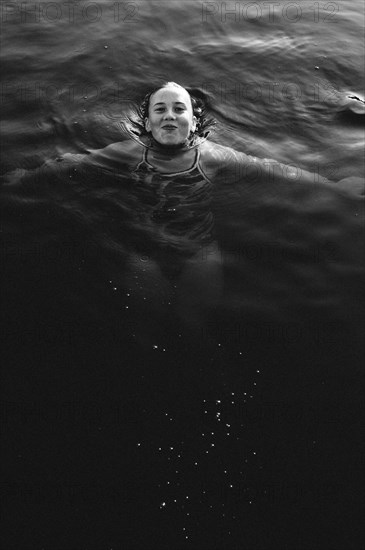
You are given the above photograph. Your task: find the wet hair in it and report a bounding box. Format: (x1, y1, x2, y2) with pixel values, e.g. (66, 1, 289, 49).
(125, 81, 216, 142)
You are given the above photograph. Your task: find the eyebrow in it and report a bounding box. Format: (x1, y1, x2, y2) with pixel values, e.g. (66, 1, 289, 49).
(152, 102, 187, 106)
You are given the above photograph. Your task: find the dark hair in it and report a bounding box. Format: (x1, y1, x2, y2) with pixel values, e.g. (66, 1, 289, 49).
(125, 82, 216, 142)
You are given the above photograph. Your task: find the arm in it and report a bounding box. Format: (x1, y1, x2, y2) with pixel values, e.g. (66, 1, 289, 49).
(2, 140, 141, 186)
(84, 140, 141, 169)
(200, 140, 330, 186)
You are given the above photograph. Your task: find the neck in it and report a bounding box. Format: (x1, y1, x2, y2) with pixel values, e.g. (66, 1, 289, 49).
(149, 137, 191, 155)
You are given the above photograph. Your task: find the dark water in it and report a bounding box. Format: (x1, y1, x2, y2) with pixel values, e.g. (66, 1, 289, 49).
(1, 1, 364, 549)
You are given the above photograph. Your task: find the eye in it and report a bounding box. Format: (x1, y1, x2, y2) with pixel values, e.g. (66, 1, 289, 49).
(175, 107, 185, 112)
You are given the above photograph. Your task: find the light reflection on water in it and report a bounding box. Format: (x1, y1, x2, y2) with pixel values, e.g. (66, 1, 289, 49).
(1, 1, 364, 548)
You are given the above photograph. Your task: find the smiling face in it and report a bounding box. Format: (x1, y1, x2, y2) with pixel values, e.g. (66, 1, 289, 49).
(145, 86, 197, 146)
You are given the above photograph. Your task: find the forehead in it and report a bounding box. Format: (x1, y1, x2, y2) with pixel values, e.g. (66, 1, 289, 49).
(150, 87, 192, 108)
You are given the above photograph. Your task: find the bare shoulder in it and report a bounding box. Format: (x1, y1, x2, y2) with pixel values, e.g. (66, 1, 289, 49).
(199, 139, 258, 181)
(199, 140, 336, 186)
(85, 140, 143, 168)
(201, 139, 248, 158)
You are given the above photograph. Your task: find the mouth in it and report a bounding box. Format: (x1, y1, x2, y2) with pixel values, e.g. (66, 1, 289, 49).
(162, 125, 178, 130)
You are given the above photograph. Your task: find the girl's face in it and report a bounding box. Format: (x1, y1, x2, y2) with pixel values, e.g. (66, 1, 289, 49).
(145, 87, 197, 146)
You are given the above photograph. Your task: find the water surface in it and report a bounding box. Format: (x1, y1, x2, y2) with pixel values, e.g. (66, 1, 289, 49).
(1, 1, 364, 548)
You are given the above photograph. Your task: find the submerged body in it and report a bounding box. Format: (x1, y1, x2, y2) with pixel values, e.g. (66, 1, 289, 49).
(3, 82, 363, 331)
(86, 134, 332, 188)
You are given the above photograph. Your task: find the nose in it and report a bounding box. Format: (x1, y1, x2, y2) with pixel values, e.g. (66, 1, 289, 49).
(163, 108, 176, 120)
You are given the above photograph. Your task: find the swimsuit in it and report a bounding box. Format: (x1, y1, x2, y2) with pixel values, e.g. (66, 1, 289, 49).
(130, 146, 214, 279)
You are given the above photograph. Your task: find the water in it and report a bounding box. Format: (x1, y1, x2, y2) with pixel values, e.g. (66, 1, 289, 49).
(1, 1, 364, 548)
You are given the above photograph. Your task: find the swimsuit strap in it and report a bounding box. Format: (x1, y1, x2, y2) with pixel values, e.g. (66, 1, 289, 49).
(133, 147, 150, 172)
(133, 146, 213, 184)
